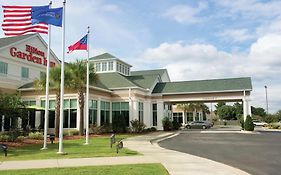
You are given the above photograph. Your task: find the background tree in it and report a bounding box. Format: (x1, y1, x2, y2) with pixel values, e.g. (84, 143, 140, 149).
(0, 92, 27, 130)
(217, 105, 237, 120)
(214, 102, 226, 115)
(251, 106, 266, 117)
(67, 60, 96, 135)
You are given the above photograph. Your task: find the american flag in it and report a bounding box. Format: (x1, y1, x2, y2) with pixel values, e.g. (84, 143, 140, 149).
(2, 5, 48, 36)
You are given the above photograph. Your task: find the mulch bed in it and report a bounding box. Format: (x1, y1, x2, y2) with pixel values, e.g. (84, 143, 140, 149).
(0, 134, 106, 148)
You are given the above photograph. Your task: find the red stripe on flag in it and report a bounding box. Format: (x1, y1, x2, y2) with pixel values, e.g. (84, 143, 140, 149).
(4, 10, 31, 13)
(2, 6, 32, 9)
(2, 25, 48, 31)
(2, 22, 32, 27)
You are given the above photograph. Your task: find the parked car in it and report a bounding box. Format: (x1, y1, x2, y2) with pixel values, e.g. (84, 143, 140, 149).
(253, 120, 268, 127)
(186, 121, 212, 129)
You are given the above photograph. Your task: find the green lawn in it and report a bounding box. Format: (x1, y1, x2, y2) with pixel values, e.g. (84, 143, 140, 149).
(0, 135, 139, 161)
(0, 163, 168, 175)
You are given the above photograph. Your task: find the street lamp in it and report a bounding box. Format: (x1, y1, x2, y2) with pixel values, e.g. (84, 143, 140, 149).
(265, 85, 269, 114)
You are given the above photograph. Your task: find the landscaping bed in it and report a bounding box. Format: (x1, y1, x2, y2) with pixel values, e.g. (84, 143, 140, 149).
(0, 134, 139, 161)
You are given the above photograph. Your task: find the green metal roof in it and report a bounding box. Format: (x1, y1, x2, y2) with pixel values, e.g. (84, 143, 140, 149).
(18, 82, 34, 89)
(93, 72, 138, 89)
(131, 69, 167, 76)
(152, 77, 252, 94)
(89, 53, 116, 60)
(126, 74, 159, 89)
(0, 34, 35, 49)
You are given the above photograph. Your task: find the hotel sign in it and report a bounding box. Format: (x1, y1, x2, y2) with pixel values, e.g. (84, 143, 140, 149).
(9, 44, 56, 67)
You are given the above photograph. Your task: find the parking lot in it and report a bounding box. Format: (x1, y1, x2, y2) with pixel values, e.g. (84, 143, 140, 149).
(159, 131, 281, 175)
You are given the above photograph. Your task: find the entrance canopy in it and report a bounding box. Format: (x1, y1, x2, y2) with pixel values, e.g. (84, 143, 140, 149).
(152, 77, 252, 119)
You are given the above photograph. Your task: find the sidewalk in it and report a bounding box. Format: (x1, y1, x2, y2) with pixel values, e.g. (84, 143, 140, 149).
(124, 132, 250, 175)
(0, 156, 158, 170)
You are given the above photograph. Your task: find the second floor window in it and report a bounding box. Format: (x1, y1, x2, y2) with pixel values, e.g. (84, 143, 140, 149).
(21, 67, 29, 79)
(0, 61, 8, 75)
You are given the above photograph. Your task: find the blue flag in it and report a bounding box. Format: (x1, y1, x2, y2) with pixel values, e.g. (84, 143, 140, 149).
(31, 7, 63, 27)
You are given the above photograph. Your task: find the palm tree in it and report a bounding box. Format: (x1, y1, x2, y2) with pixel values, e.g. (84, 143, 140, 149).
(177, 102, 209, 121)
(35, 66, 72, 137)
(66, 60, 96, 135)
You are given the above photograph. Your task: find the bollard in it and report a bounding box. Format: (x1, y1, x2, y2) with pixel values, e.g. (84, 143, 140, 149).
(0, 144, 7, 157)
(116, 140, 123, 154)
(110, 134, 116, 148)
(49, 134, 55, 144)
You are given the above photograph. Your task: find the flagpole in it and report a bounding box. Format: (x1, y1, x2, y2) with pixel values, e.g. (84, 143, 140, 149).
(41, 1, 52, 150)
(85, 26, 90, 145)
(58, 0, 66, 154)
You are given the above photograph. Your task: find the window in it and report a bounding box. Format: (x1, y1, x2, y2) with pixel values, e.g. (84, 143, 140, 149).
(102, 62, 107, 71)
(21, 67, 29, 79)
(173, 112, 183, 124)
(96, 63, 101, 72)
(117, 63, 121, 72)
(63, 99, 77, 128)
(89, 100, 97, 126)
(41, 100, 56, 128)
(139, 102, 144, 123)
(108, 62, 113, 71)
(122, 64, 125, 74)
(0, 61, 8, 75)
(112, 102, 129, 127)
(152, 103, 157, 126)
(101, 101, 110, 126)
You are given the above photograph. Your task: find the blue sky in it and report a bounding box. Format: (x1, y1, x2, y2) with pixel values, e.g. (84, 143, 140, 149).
(1, 0, 281, 113)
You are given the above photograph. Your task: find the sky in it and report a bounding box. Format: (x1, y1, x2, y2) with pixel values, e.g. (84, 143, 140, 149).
(1, 0, 281, 113)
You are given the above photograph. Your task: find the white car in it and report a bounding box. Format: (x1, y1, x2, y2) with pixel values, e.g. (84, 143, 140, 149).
(253, 120, 268, 127)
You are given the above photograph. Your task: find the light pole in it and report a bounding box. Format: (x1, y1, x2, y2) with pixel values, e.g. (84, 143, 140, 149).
(265, 85, 269, 115)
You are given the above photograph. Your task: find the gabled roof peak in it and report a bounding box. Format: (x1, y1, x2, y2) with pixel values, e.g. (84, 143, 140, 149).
(89, 53, 117, 60)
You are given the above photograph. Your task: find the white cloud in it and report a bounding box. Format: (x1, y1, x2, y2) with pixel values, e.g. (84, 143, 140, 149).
(138, 33, 281, 112)
(249, 34, 281, 66)
(163, 2, 208, 24)
(215, 0, 281, 19)
(217, 29, 255, 43)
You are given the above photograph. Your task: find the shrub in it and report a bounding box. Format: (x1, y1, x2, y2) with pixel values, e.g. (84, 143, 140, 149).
(269, 124, 280, 129)
(162, 117, 172, 131)
(16, 136, 25, 142)
(5, 130, 21, 142)
(172, 120, 181, 130)
(0, 135, 9, 142)
(150, 127, 157, 132)
(130, 119, 146, 133)
(91, 124, 113, 134)
(244, 115, 254, 131)
(28, 132, 43, 140)
(64, 129, 79, 136)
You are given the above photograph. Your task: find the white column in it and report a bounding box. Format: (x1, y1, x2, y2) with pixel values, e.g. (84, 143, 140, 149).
(109, 101, 112, 124)
(247, 99, 252, 117)
(132, 100, 138, 121)
(2, 115, 4, 131)
(243, 98, 247, 121)
(182, 111, 186, 125)
(97, 99, 101, 126)
(143, 100, 151, 128)
(157, 101, 164, 130)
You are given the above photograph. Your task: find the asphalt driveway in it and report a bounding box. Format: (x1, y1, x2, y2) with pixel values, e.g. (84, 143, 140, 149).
(159, 131, 281, 175)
